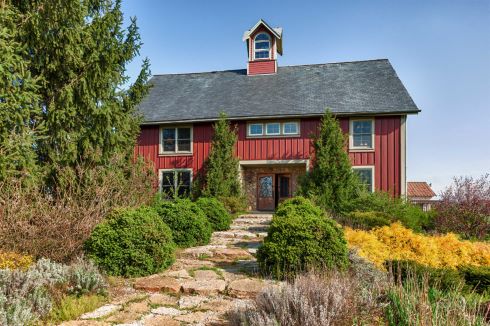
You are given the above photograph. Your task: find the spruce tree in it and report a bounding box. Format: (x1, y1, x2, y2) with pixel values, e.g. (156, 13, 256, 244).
(11, 0, 151, 173)
(298, 110, 360, 214)
(0, 5, 42, 181)
(203, 113, 242, 198)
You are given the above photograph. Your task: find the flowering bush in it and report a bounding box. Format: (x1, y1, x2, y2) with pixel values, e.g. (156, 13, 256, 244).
(0, 252, 33, 270)
(434, 174, 490, 240)
(345, 222, 490, 269)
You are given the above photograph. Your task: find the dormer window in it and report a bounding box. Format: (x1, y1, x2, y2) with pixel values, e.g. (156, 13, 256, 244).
(254, 33, 271, 59)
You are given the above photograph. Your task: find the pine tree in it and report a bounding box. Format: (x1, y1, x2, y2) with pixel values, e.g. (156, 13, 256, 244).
(0, 5, 42, 181)
(203, 113, 242, 198)
(298, 110, 360, 214)
(11, 0, 151, 172)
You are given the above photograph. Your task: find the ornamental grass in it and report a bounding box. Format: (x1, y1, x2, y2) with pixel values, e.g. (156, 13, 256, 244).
(345, 222, 490, 269)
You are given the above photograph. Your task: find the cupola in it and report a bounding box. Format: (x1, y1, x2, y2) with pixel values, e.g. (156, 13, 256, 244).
(242, 19, 283, 75)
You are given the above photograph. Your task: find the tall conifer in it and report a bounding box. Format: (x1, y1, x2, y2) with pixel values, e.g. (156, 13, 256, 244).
(298, 110, 360, 213)
(203, 113, 242, 198)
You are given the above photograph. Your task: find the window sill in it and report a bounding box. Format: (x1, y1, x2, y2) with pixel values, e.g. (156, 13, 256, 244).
(158, 152, 193, 157)
(349, 148, 375, 152)
(246, 134, 301, 139)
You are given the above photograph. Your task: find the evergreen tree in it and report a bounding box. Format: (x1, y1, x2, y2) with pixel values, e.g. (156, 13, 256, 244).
(11, 0, 151, 173)
(0, 5, 42, 181)
(298, 110, 360, 214)
(203, 113, 242, 198)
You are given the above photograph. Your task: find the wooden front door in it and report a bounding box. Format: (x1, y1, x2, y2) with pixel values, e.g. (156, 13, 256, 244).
(257, 174, 275, 211)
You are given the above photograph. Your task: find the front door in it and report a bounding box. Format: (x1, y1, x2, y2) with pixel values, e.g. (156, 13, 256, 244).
(277, 174, 291, 205)
(257, 174, 275, 211)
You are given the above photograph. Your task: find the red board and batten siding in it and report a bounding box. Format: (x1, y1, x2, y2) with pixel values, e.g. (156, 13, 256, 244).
(135, 116, 402, 196)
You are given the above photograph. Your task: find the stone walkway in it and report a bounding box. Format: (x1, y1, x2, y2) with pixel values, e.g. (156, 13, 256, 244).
(62, 213, 276, 326)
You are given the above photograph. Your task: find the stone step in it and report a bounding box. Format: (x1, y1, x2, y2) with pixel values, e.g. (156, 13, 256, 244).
(229, 224, 269, 232)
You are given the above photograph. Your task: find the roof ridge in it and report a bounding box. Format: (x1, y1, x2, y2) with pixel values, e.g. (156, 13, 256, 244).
(151, 59, 390, 77)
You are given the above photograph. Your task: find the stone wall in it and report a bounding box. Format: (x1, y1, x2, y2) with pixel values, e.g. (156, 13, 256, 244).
(241, 165, 306, 211)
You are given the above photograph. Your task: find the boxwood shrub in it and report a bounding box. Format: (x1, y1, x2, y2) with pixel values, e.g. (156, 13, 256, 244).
(153, 198, 212, 248)
(257, 197, 349, 279)
(84, 207, 175, 277)
(196, 197, 232, 231)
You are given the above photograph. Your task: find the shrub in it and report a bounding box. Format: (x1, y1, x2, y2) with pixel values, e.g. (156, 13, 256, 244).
(220, 196, 247, 214)
(0, 258, 106, 325)
(0, 252, 33, 270)
(274, 196, 324, 218)
(84, 207, 175, 277)
(196, 197, 232, 231)
(339, 210, 392, 230)
(257, 198, 349, 279)
(0, 156, 155, 262)
(153, 199, 212, 248)
(345, 222, 490, 269)
(48, 294, 106, 324)
(459, 266, 490, 294)
(434, 174, 490, 240)
(347, 191, 432, 232)
(386, 260, 464, 292)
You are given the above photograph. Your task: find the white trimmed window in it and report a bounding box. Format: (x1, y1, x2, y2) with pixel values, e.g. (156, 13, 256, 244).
(353, 166, 374, 192)
(349, 119, 374, 150)
(283, 122, 299, 135)
(266, 123, 280, 135)
(254, 33, 271, 59)
(160, 126, 192, 154)
(160, 169, 192, 198)
(248, 123, 264, 136)
(247, 121, 300, 137)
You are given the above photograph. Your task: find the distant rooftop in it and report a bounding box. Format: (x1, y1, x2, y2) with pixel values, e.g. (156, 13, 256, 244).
(138, 59, 420, 124)
(407, 182, 436, 198)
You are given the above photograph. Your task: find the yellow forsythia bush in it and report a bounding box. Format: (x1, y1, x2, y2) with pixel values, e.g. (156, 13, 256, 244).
(345, 222, 490, 269)
(0, 251, 34, 270)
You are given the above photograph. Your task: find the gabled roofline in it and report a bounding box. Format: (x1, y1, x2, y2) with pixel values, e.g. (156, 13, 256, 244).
(242, 19, 282, 41)
(139, 110, 420, 126)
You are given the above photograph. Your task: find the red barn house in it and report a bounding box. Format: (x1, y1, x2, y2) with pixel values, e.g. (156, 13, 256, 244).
(135, 20, 420, 211)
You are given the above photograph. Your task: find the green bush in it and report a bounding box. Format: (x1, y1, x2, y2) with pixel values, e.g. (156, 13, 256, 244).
(339, 210, 392, 230)
(153, 199, 212, 248)
(458, 266, 490, 294)
(257, 197, 349, 279)
(220, 196, 247, 214)
(274, 196, 324, 218)
(348, 192, 433, 232)
(386, 260, 464, 292)
(84, 207, 175, 277)
(196, 197, 232, 231)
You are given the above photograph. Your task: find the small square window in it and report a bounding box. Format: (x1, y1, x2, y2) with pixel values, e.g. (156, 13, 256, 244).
(353, 168, 374, 192)
(266, 123, 280, 135)
(249, 124, 263, 136)
(283, 122, 299, 135)
(161, 170, 192, 198)
(161, 126, 192, 154)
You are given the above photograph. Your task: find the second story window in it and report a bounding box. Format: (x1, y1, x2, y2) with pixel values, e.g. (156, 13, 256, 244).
(160, 126, 192, 154)
(350, 119, 374, 150)
(247, 121, 300, 137)
(254, 33, 271, 59)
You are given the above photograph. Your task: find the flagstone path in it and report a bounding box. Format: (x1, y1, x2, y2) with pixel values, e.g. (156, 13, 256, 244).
(61, 213, 277, 326)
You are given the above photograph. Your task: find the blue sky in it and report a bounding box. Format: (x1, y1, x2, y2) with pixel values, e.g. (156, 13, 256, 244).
(122, 0, 490, 194)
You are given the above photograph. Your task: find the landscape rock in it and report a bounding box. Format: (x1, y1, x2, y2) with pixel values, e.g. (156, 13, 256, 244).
(163, 268, 192, 279)
(60, 321, 110, 326)
(124, 301, 149, 314)
(148, 293, 178, 306)
(105, 311, 141, 324)
(140, 315, 180, 326)
(194, 269, 221, 280)
(80, 304, 121, 320)
(227, 278, 266, 299)
(178, 295, 209, 309)
(199, 297, 234, 313)
(181, 279, 227, 296)
(211, 248, 253, 261)
(151, 306, 184, 316)
(133, 275, 181, 293)
(174, 310, 217, 324)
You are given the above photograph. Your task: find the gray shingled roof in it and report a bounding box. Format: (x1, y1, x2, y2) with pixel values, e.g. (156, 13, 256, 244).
(138, 59, 419, 124)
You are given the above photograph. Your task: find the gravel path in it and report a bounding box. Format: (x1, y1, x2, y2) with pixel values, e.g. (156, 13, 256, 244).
(61, 213, 276, 326)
